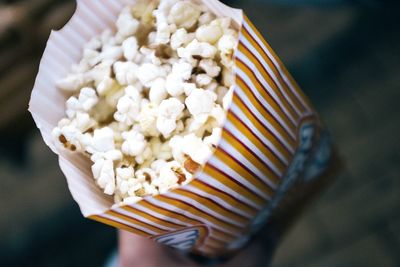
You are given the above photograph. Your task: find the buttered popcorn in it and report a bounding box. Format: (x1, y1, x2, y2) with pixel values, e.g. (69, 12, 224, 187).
(52, 0, 237, 205)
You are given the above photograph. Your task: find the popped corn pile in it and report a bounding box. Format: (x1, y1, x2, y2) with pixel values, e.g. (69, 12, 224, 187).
(52, 0, 237, 205)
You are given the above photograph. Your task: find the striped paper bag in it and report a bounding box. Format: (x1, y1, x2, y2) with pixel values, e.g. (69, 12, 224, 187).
(29, 0, 334, 260)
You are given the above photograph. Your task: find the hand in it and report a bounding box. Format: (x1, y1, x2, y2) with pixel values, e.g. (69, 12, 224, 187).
(118, 228, 277, 267)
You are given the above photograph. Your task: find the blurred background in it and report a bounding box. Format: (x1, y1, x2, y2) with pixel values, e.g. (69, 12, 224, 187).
(0, 0, 399, 266)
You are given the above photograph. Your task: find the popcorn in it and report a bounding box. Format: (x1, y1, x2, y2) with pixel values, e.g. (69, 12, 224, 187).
(172, 60, 192, 80)
(149, 78, 168, 104)
(171, 132, 212, 164)
(137, 63, 166, 87)
(116, 7, 140, 38)
(199, 59, 221, 77)
(183, 157, 200, 174)
(183, 82, 197, 96)
(88, 61, 113, 86)
(170, 28, 195, 50)
(137, 102, 159, 136)
(198, 12, 215, 26)
(158, 0, 179, 15)
(167, 1, 201, 29)
(132, 0, 159, 25)
(222, 67, 234, 87)
(204, 127, 222, 147)
(196, 24, 223, 44)
(210, 105, 226, 126)
(127, 183, 146, 197)
(165, 74, 184, 97)
(71, 61, 91, 74)
(155, 22, 173, 44)
(210, 17, 232, 31)
(181, 133, 213, 165)
(65, 87, 98, 118)
(177, 39, 217, 60)
(52, 124, 83, 152)
(82, 48, 101, 67)
(205, 81, 218, 92)
(153, 0, 178, 43)
(153, 160, 181, 192)
(100, 45, 123, 63)
(65, 97, 81, 119)
(116, 166, 135, 194)
(53, 0, 238, 204)
(218, 34, 237, 68)
(113, 61, 138, 85)
(185, 115, 209, 132)
(136, 168, 156, 181)
(91, 149, 123, 162)
(56, 73, 87, 92)
(135, 145, 153, 165)
(121, 129, 147, 157)
(151, 159, 168, 174)
(195, 74, 213, 87)
(139, 47, 162, 65)
(92, 159, 116, 195)
(74, 112, 97, 132)
(150, 138, 173, 162)
(87, 127, 115, 153)
(216, 86, 228, 104)
(157, 98, 185, 137)
(142, 182, 159, 195)
(185, 89, 217, 117)
(122, 37, 139, 61)
(168, 135, 185, 163)
(114, 86, 142, 126)
(79, 87, 99, 111)
(96, 77, 118, 96)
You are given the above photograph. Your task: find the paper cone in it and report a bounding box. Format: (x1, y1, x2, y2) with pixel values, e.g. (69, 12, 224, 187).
(29, 0, 333, 258)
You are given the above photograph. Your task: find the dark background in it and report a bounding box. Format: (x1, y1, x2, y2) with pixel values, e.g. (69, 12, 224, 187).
(0, 0, 399, 266)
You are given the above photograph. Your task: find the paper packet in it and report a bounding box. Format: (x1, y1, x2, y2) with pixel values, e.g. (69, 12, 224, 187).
(29, 0, 333, 259)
